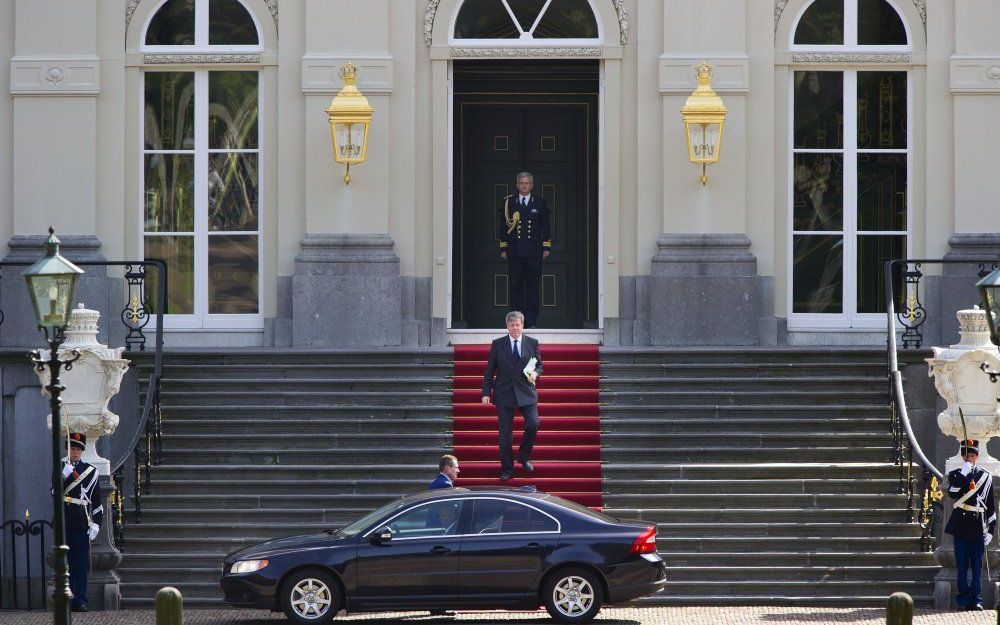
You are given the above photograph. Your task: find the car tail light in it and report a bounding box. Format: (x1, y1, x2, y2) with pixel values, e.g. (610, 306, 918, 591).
(630, 526, 657, 554)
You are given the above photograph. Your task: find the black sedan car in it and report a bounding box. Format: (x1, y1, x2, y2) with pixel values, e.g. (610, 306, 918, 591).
(221, 486, 666, 623)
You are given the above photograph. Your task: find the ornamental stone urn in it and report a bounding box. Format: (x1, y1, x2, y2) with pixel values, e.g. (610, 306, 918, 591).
(926, 306, 1000, 471)
(927, 306, 1000, 609)
(35, 303, 130, 476)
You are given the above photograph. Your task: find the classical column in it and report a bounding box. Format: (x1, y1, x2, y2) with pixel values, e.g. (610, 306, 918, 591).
(290, 0, 402, 346)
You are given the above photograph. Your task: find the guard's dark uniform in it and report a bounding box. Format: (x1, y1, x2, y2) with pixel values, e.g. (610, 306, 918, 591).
(499, 194, 551, 328)
(62, 433, 103, 611)
(945, 441, 996, 610)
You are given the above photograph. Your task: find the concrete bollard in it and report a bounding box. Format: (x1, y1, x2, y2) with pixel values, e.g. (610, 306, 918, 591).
(155, 586, 183, 625)
(886, 591, 913, 625)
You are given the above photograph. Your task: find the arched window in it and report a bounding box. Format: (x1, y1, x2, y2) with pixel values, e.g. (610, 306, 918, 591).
(453, 0, 600, 42)
(141, 0, 262, 326)
(788, 0, 910, 322)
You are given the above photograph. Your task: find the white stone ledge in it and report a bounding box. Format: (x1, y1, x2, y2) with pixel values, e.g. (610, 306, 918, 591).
(951, 56, 1000, 94)
(10, 56, 100, 96)
(659, 54, 749, 94)
(301, 54, 393, 95)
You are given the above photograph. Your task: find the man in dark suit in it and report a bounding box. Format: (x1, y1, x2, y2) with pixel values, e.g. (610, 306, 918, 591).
(500, 172, 551, 328)
(481, 311, 544, 480)
(428, 454, 459, 489)
(946, 439, 996, 611)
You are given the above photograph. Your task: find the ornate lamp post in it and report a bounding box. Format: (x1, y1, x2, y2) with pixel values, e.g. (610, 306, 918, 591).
(680, 62, 728, 185)
(978, 266, 1000, 347)
(23, 228, 84, 625)
(326, 62, 374, 185)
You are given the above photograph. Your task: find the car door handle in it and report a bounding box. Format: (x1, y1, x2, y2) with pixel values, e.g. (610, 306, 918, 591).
(526, 542, 542, 552)
(431, 545, 452, 555)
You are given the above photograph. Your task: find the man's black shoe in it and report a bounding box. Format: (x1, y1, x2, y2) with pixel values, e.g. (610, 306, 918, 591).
(71, 606, 87, 613)
(500, 470, 514, 481)
(520, 461, 534, 472)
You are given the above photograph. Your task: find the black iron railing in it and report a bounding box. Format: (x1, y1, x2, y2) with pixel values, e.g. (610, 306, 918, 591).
(0, 513, 53, 610)
(0, 259, 166, 552)
(883, 258, 1000, 551)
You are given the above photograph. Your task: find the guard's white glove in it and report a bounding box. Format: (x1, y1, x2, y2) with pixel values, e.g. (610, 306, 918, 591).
(986, 533, 994, 547)
(88, 524, 100, 541)
(961, 461, 973, 476)
(61, 463, 74, 479)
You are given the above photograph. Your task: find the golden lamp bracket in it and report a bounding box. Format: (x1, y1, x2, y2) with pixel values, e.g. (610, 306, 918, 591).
(326, 62, 374, 185)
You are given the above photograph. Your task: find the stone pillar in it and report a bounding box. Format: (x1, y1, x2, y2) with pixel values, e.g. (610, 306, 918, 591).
(940, 234, 1000, 346)
(292, 234, 401, 346)
(649, 233, 759, 345)
(87, 475, 122, 610)
(1, 235, 107, 348)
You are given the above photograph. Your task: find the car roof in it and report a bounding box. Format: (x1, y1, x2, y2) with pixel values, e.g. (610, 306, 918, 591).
(402, 486, 549, 502)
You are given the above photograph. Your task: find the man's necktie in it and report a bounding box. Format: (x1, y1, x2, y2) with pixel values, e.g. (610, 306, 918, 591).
(513, 339, 520, 361)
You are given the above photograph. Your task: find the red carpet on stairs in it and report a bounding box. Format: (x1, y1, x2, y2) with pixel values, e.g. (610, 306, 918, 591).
(452, 344, 602, 508)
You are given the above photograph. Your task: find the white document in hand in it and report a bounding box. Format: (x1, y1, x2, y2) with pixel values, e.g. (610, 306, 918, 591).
(523, 357, 537, 384)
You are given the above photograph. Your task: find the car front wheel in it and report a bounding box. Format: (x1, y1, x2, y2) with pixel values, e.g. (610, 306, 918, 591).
(543, 567, 604, 623)
(281, 568, 341, 624)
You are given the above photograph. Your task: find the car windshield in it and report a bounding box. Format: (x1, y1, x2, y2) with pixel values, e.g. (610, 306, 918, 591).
(337, 497, 410, 537)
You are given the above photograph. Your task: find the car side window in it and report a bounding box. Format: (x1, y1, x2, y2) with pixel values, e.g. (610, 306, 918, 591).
(471, 499, 558, 534)
(386, 501, 464, 538)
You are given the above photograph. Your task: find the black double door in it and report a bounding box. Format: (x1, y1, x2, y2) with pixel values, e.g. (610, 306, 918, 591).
(453, 61, 598, 329)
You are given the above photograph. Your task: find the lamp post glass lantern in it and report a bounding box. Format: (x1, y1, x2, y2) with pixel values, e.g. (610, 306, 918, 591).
(680, 62, 728, 185)
(977, 266, 1000, 347)
(326, 62, 373, 185)
(23, 227, 84, 624)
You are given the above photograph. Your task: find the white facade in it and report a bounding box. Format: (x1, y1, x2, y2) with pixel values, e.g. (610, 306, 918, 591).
(1, 0, 997, 347)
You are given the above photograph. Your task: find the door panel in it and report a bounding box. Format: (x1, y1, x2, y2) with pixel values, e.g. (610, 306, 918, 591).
(454, 92, 597, 329)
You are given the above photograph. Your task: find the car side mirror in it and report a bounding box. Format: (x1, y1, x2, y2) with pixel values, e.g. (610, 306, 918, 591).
(371, 527, 393, 545)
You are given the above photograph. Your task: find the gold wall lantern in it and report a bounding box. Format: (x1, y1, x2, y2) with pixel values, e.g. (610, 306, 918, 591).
(326, 62, 374, 184)
(680, 63, 728, 185)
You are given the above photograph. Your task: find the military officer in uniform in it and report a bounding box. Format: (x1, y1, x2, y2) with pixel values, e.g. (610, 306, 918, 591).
(500, 172, 551, 328)
(945, 439, 996, 611)
(62, 432, 103, 612)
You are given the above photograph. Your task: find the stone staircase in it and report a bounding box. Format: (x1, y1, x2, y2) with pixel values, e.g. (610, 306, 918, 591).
(119, 347, 937, 607)
(118, 350, 454, 607)
(601, 348, 937, 606)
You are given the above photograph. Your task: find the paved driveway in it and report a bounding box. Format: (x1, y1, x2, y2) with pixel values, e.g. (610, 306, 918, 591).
(0, 607, 994, 625)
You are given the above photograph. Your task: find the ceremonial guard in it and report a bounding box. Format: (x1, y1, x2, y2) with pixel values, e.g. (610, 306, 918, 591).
(945, 439, 996, 611)
(61, 432, 103, 612)
(500, 172, 551, 328)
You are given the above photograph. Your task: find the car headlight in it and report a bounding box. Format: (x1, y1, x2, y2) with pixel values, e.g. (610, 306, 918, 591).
(231, 559, 269, 574)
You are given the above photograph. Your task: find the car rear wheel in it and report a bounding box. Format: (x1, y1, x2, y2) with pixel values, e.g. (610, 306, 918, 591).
(543, 567, 603, 623)
(281, 569, 340, 624)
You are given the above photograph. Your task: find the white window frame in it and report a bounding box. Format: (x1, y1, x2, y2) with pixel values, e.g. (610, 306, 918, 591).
(140, 0, 264, 330)
(786, 0, 912, 330)
(448, 0, 604, 47)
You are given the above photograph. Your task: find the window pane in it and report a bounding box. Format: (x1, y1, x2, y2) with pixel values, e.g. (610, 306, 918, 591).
(209, 0, 259, 45)
(455, 0, 519, 38)
(208, 153, 258, 231)
(386, 501, 464, 538)
(145, 0, 195, 46)
(145, 154, 195, 232)
(145, 72, 195, 151)
(145, 235, 194, 314)
(208, 235, 259, 314)
(793, 235, 844, 313)
(794, 71, 843, 149)
(857, 153, 906, 231)
(794, 0, 844, 45)
(209, 72, 259, 149)
(794, 153, 843, 232)
(507, 0, 547, 32)
(857, 235, 905, 313)
(857, 71, 906, 150)
(471, 499, 554, 533)
(858, 0, 907, 45)
(534, 0, 599, 38)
